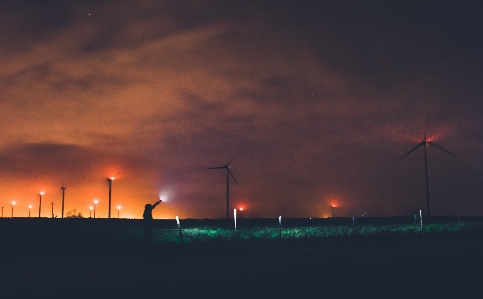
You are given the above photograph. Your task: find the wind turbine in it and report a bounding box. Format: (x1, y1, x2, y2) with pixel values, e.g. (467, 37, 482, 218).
(208, 157, 238, 219)
(400, 125, 454, 216)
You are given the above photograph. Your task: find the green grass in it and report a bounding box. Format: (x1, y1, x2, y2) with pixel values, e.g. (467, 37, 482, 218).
(150, 222, 480, 245)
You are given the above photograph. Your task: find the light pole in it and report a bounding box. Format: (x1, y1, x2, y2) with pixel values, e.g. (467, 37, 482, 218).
(93, 200, 98, 218)
(61, 186, 66, 218)
(29, 205, 32, 217)
(11, 201, 16, 217)
(89, 206, 93, 218)
(117, 205, 121, 219)
(51, 202, 54, 218)
(107, 177, 114, 218)
(1, 207, 3, 218)
(39, 191, 44, 217)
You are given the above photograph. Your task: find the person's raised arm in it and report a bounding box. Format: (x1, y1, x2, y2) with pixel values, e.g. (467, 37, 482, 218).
(152, 199, 162, 209)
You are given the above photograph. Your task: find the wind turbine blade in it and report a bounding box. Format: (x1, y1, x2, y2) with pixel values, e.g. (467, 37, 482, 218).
(208, 166, 226, 170)
(228, 169, 238, 185)
(400, 141, 425, 161)
(427, 142, 455, 156)
(227, 153, 238, 166)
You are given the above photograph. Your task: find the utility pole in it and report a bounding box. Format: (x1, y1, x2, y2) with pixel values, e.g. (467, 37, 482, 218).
(107, 177, 114, 218)
(51, 202, 54, 218)
(61, 186, 66, 218)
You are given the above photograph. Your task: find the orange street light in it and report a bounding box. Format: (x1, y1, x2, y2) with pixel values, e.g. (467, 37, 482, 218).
(28, 205, 32, 217)
(93, 199, 99, 218)
(39, 191, 44, 217)
(11, 201, 16, 217)
(238, 207, 245, 218)
(117, 205, 121, 219)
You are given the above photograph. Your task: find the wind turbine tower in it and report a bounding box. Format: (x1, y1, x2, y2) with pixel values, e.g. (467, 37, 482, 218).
(208, 157, 238, 219)
(400, 125, 454, 216)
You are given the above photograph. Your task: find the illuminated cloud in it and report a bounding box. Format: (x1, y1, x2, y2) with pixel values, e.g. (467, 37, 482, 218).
(0, 1, 482, 218)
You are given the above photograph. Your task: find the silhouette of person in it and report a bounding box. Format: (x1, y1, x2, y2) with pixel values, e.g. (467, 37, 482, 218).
(143, 199, 162, 249)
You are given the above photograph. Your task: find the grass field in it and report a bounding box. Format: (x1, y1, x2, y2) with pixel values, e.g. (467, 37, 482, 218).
(1, 217, 483, 298)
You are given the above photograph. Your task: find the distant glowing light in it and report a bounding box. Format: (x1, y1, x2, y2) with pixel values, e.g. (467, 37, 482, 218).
(159, 191, 170, 202)
(117, 205, 121, 210)
(39, 191, 44, 196)
(29, 205, 32, 209)
(12, 201, 16, 205)
(93, 199, 99, 204)
(110, 177, 115, 181)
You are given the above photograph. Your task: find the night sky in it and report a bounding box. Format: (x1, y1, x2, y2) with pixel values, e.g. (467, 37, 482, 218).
(1, 0, 482, 219)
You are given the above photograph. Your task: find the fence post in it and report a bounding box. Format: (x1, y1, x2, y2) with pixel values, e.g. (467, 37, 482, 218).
(278, 216, 282, 239)
(419, 210, 423, 232)
(176, 216, 184, 245)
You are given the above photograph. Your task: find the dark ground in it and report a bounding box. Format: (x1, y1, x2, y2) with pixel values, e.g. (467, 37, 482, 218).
(1, 218, 483, 298)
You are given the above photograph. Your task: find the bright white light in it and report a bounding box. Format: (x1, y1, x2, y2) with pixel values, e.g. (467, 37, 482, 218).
(39, 191, 44, 195)
(117, 205, 121, 210)
(89, 206, 93, 210)
(159, 191, 169, 202)
(12, 201, 16, 205)
(29, 205, 32, 209)
(94, 199, 98, 204)
(110, 177, 115, 181)
(176, 216, 180, 225)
